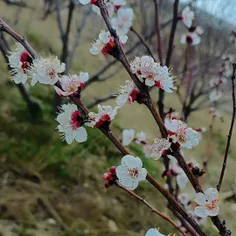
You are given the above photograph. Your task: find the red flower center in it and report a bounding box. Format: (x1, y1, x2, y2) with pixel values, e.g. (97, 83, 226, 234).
(155, 80, 161, 88)
(128, 168, 139, 178)
(128, 89, 139, 103)
(20, 51, 31, 73)
(95, 114, 111, 128)
(102, 41, 116, 55)
(71, 111, 82, 130)
(186, 35, 193, 44)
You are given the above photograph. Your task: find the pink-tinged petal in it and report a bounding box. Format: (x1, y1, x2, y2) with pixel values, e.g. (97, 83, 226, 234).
(195, 192, 207, 205)
(205, 188, 219, 201)
(194, 206, 208, 218)
(206, 205, 219, 217)
(74, 127, 87, 143)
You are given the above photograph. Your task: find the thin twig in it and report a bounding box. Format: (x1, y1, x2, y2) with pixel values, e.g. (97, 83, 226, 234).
(158, 0, 179, 120)
(217, 63, 236, 192)
(152, 0, 163, 65)
(55, 0, 65, 42)
(67, 7, 91, 70)
(115, 182, 188, 236)
(0, 18, 38, 59)
(87, 93, 116, 109)
(130, 27, 156, 61)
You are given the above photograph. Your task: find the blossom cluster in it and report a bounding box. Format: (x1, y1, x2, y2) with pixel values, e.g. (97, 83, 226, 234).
(130, 55, 175, 92)
(180, 6, 204, 45)
(79, 0, 133, 56)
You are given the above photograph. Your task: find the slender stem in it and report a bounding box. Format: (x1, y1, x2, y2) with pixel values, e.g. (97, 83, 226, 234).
(217, 63, 236, 192)
(146, 174, 206, 236)
(115, 182, 188, 236)
(0, 18, 39, 59)
(158, 0, 179, 120)
(152, 0, 163, 65)
(130, 27, 156, 61)
(145, 101, 168, 138)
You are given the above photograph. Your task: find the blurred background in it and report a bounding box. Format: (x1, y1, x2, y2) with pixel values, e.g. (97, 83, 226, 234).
(0, 0, 236, 235)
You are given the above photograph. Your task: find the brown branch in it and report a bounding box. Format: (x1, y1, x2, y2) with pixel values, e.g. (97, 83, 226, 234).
(86, 93, 116, 109)
(69, 97, 204, 235)
(115, 182, 187, 236)
(217, 63, 236, 192)
(158, 0, 179, 120)
(55, 0, 65, 42)
(0, 18, 39, 59)
(152, 0, 163, 65)
(130, 27, 156, 61)
(67, 7, 91, 71)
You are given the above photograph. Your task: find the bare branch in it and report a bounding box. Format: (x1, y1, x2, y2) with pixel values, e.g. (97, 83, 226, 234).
(217, 63, 236, 192)
(87, 93, 116, 109)
(115, 182, 188, 236)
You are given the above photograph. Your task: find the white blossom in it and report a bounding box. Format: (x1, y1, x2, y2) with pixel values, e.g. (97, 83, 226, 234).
(79, 0, 90, 4)
(8, 43, 32, 84)
(166, 119, 201, 149)
(85, 105, 117, 128)
(90, 30, 127, 55)
(178, 193, 191, 207)
(54, 72, 89, 97)
(148, 138, 171, 160)
(122, 129, 135, 146)
(209, 90, 222, 102)
(180, 32, 201, 45)
(111, 7, 134, 36)
(135, 131, 147, 144)
(116, 80, 138, 107)
(116, 155, 147, 190)
(56, 103, 87, 144)
(130, 56, 175, 92)
(30, 57, 65, 86)
(181, 6, 194, 28)
(145, 228, 165, 236)
(194, 188, 220, 217)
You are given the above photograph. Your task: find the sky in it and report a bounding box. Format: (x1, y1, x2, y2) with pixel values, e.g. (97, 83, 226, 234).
(180, 0, 236, 25)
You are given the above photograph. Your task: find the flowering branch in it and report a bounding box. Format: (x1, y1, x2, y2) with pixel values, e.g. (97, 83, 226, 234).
(217, 63, 236, 192)
(68, 97, 205, 235)
(115, 181, 188, 236)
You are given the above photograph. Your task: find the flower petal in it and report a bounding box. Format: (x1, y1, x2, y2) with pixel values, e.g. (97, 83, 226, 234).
(194, 206, 208, 218)
(205, 188, 219, 201)
(195, 192, 207, 205)
(74, 127, 88, 143)
(206, 205, 219, 217)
